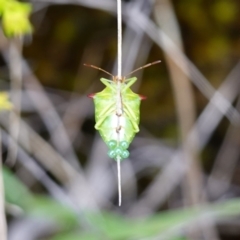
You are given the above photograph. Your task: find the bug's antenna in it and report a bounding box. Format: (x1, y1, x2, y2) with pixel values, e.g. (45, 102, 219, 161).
(125, 60, 161, 77)
(84, 64, 114, 78)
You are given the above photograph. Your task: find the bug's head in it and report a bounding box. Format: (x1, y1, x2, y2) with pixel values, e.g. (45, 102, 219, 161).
(113, 75, 125, 83)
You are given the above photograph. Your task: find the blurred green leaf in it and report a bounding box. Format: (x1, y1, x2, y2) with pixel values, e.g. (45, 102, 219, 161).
(0, 0, 6, 15)
(3, 166, 34, 210)
(51, 232, 104, 240)
(3, 167, 240, 239)
(86, 199, 240, 239)
(3, 167, 78, 229)
(1, 0, 32, 36)
(171, 238, 187, 240)
(0, 92, 13, 110)
(87, 211, 133, 239)
(29, 196, 78, 228)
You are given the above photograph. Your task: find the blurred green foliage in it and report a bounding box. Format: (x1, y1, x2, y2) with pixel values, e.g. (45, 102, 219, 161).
(0, 0, 32, 36)
(0, 92, 12, 109)
(3, 167, 240, 240)
(3, 167, 79, 228)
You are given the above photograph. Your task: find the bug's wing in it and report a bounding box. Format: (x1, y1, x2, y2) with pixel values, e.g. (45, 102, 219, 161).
(118, 87, 142, 143)
(93, 87, 115, 125)
(92, 86, 118, 144)
(123, 88, 141, 123)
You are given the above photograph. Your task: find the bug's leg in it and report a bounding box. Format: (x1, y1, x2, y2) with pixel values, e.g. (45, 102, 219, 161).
(123, 103, 140, 132)
(100, 78, 115, 90)
(95, 102, 115, 129)
(122, 77, 137, 92)
(123, 102, 137, 121)
(124, 77, 137, 83)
